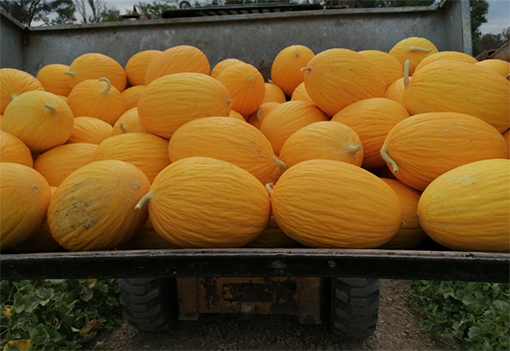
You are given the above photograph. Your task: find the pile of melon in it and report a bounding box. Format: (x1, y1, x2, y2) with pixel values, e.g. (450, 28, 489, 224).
(1, 37, 509, 253)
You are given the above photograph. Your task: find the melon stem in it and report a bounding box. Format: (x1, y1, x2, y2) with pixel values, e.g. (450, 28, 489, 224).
(345, 143, 362, 154)
(408, 46, 432, 52)
(99, 77, 112, 94)
(135, 192, 153, 211)
(265, 183, 274, 196)
(43, 104, 57, 115)
(10, 93, 18, 100)
(120, 122, 127, 133)
(300, 67, 312, 72)
(272, 156, 288, 171)
(380, 145, 399, 174)
(403, 59, 410, 90)
(63, 71, 76, 76)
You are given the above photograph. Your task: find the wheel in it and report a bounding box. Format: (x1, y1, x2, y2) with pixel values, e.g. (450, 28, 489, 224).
(120, 278, 178, 332)
(328, 277, 380, 339)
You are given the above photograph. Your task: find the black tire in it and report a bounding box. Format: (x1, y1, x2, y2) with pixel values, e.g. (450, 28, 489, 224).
(329, 277, 380, 339)
(120, 278, 178, 332)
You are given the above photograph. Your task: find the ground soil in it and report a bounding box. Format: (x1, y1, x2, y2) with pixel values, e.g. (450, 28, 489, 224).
(91, 279, 458, 351)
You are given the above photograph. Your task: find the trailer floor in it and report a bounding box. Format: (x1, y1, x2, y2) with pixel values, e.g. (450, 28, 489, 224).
(90, 279, 459, 351)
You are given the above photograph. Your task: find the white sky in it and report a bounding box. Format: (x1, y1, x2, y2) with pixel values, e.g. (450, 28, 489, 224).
(107, 0, 509, 35)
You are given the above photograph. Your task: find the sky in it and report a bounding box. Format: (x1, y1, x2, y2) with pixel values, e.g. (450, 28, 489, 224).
(108, 0, 509, 35)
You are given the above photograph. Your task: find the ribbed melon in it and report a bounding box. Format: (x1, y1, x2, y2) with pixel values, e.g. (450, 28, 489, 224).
(37, 64, 72, 96)
(111, 107, 148, 135)
(414, 51, 477, 72)
(270, 159, 401, 248)
(0, 130, 33, 167)
(138, 72, 232, 139)
(135, 157, 271, 248)
(380, 112, 509, 191)
(121, 85, 146, 109)
(66, 116, 113, 144)
(290, 82, 314, 103)
(270, 44, 315, 97)
(1, 163, 52, 251)
(279, 121, 363, 168)
(475, 59, 510, 78)
(47, 160, 150, 251)
(246, 102, 280, 129)
(418, 159, 510, 252)
(125, 50, 162, 86)
(169, 117, 287, 185)
(384, 77, 407, 106)
(388, 37, 438, 75)
(0, 68, 44, 114)
(262, 82, 287, 103)
(359, 49, 403, 88)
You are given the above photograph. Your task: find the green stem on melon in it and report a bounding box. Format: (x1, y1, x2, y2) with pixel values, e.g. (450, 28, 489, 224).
(380, 145, 399, 174)
(403, 59, 410, 90)
(408, 46, 433, 53)
(120, 122, 127, 133)
(272, 156, 288, 171)
(265, 183, 274, 196)
(44, 104, 57, 116)
(99, 77, 112, 94)
(135, 192, 153, 211)
(345, 143, 362, 154)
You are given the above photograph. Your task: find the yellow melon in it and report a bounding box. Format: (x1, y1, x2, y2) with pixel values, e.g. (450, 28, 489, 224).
(359, 49, 403, 88)
(1, 163, 52, 251)
(1, 91, 74, 154)
(228, 109, 245, 121)
(246, 102, 280, 129)
(121, 85, 146, 109)
(262, 82, 287, 103)
(302, 48, 386, 116)
(144, 45, 210, 84)
(0, 68, 45, 114)
(210, 58, 245, 78)
(169, 117, 287, 185)
(111, 107, 148, 135)
(331, 97, 409, 170)
(47, 160, 151, 251)
(270, 159, 401, 248)
(418, 159, 510, 252)
(475, 59, 510, 78)
(380, 112, 509, 191)
(93, 132, 170, 183)
(384, 77, 407, 106)
(270, 45, 315, 97)
(65, 53, 127, 91)
(414, 51, 477, 72)
(138, 72, 232, 139)
(34, 143, 98, 186)
(279, 121, 363, 168)
(388, 37, 438, 75)
(259, 100, 328, 155)
(37, 63, 72, 96)
(290, 82, 314, 103)
(125, 49, 162, 86)
(66, 116, 113, 144)
(135, 157, 271, 248)
(0, 130, 34, 167)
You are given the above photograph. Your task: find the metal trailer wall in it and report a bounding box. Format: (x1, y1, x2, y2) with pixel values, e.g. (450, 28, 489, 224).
(1, 0, 471, 79)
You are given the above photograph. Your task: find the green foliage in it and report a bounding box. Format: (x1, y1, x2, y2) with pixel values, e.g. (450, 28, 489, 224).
(410, 280, 510, 351)
(0, 279, 122, 351)
(0, 0, 76, 26)
(135, 0, 178, 19)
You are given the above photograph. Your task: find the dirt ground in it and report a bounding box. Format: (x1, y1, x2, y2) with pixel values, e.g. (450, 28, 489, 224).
(91, 279, 458, 351)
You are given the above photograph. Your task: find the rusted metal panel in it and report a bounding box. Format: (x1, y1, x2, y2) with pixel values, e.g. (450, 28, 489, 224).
(1, 248, 508, 283)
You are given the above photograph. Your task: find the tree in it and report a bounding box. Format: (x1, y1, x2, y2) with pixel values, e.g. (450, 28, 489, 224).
(478, 27, 510, 52)
(135, 0, 177, 19)
(0, 0, 75, 26)
(470, 0, 489, 56)
(75, 0, 106, 23)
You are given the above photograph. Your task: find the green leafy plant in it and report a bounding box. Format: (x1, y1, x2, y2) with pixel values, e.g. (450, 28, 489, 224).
(410, 280, 510, 351)
(0, 279, 122, 351)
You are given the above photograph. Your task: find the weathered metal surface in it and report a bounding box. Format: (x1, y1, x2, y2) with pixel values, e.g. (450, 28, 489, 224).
(1, 248, 508, 283)
(0, 11, 25, 71)
(0, 0, 471, 79)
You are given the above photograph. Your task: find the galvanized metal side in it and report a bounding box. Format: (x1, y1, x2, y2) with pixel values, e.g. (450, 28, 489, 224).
(0, 10, 25, 70)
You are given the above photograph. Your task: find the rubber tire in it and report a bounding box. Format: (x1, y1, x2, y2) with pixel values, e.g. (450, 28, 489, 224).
(120, 278, 178, 332)
(329, 277, 380, 339)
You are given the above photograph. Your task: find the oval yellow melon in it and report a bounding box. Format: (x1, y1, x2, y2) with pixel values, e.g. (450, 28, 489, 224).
(66, 116, 113, 144)
(418, 159, 510, 252)
(210, 58, 245, 78)
(65, 52, 127, 92)
(125, 49, 162, 86)
(111, 107, 148, 135)
(66, 77, 127, 126)
(331, 97, 409, 170)
(0, 163, 52, 251)
(47, 160, 150, 251)
(37, 63, 73, 96)
(144, 45, 210, 84)
(270, 44, 315, 97)
(302, 48, 386, 116)
(379, 178, 427, 249)
(34, 143, 98, 186)
(359, 49, 404, 88)
(228, 109, 245, 121)
(13, 186, 63, 253)
(290, 82, 314, 103)
(503, 129, 509, 145)
(259, 100, 328, 155)
(414, 51, 477, 72)
(0, 130, 34, 167)
(169, 117, 287, 185)
(475, 59, 510, 78)
(279, 121, 363, 168)
(121, 85, 146, 109)
(262, 82, 287, 104)
(138, 72, 232, 139)
(380, 112, 509, 191)
(216, 62, 265, 117)
(93, 132, 170, 183)
(246, 102, 280, 129)
(403, 60, 510, 133)
(384, 77, 407, 106)
(0, 68, 45, 114)
(388, 36, 438, 75)
(2, 91, 74, 154)
(270, 159, 401, 248)
(135, 157, 271, 248)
